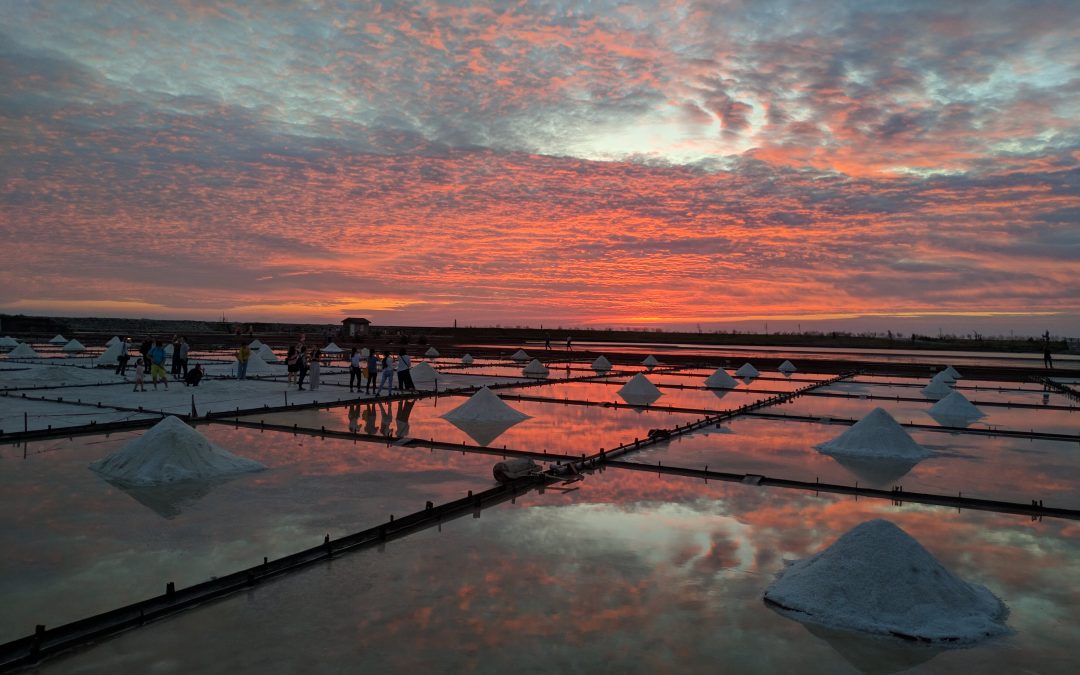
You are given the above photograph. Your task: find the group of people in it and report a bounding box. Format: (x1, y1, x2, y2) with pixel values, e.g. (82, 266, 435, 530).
(120, 335, 202, 392)
(346, 346, 416, 395)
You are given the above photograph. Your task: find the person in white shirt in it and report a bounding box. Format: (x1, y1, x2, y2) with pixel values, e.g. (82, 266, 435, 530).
(396, 348, 414, 391)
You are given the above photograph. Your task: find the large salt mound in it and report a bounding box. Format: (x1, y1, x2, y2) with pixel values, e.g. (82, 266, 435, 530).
(735, 363, 759, 378)
(248, 339, 264, 350)
(929, 392, 985, 425)
(816, 408, 930, 460)
(95, 342, 123, 366)
(704, 368, 738, 389)
(105, 336, 121, 347)
(942, 366, 962, 381)
(6, 342, 38, 358)
(49, 334, 67, 344)
(778, 360, 797, 374)
(410, 361, 440, 383)
(256, 344, 278, 362)
(642, 355, 659, 367)
(238, 353, 274, 376)
(62, 338, 85, 352)
(461, 354, 474, 365)
(425, 346, 440, 358)
(0, 337, 20, 348)
(510, 349, 529, 362)
(442, 387, 531, 424)
(617, 373, 662, 406)
(764, 519, 1009, 643)
(592, 355, 612, 371)
(90, 416, 265, 486)
(921, 378, 953, 400)
(523, 358, 549, 376)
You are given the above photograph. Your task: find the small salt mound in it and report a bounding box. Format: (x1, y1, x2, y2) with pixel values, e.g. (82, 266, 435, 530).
(238, 353, 273, 376)
(642, 355, 659, 367)
(6, 343, 38, 358)
(764, 519, 1009, 644)
(735, 363, 759, 378)
(425, 346, 440, 358)
(816, 408, 930, 460)
(248, 339, 264, 350)
(105, 336, 121, 347)
(322, 342, 343, 353)
(617, 373, 662, 405)
(523, 358, 549, 376)
(778, 360, 797, 374)
(410, 361, 440, 383)
(929, 392, 985, 424)
(49, 334, 67, 344)
(942, 366, 962, 381)
(704, 368, 738, 389)
(592, 355, 612, 371)
(921, 378, 953, 400)
(510, 349, 529, 362)
(461, 354, 474, 365)
(257, 344, 278, 362)
(442, 387, 531, 423)
(95, 342, 123, 366)
(62, 339, 85, 352)
(0, 336, 20, 348)
(90, 416, 265, 486)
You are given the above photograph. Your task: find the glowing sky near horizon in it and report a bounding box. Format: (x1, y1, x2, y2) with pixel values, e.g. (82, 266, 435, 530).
(1, 0, 1077, 333)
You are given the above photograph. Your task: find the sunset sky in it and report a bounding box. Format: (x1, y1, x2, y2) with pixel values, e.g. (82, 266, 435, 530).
(1, 1, 1077, 334)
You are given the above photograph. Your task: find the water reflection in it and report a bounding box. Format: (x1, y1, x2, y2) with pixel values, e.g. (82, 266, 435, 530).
(105, 476, 233, 519)
(800, 623, 944, 675)
(825, 455, 922, 488)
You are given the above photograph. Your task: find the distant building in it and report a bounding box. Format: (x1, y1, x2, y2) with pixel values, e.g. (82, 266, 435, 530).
(341, 317, 371, 337)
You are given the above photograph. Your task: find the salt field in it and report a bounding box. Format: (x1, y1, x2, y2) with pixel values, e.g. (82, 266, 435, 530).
(2, 339, 1078, 673)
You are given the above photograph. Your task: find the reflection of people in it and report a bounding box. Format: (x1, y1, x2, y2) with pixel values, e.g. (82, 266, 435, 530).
(395, 399, 415, 438)
(347, 402, 360, 432)
(363, 403, 377, 435)
(378, 401, 393, 436)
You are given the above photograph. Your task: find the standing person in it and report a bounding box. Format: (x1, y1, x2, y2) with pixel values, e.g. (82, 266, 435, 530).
(349, 347, 362, 392)
(170, 335, 182, 379)
(178, 337, 190, 377)
(566, 335, 572, 351)
(139, 336, 152, 374)
(1044, 344, 1054, 369)
(309, 349, 322, 391)
(132, 358, 146, 392)
(376, 350, 395, 396)
(236, 342, 252, 380)
(365, 349, 378, 394)
(148, 340, 169, 389)
(544, 334, 551, 350)
(286, 345, 299, 384)
(297, 348, 309, 390)
(115, 337, 130, 376)
(396, 348, 414, 391)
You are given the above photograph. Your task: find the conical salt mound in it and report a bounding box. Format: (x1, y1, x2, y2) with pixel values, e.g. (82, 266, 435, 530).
(921, 378, 953, 400)
(0, 336, 20, 348)
(425, 346, 440, 358)
(735, 363, 759, 378)
(257, 344, 278, 362)
(642, 355, 659, 367)
(95, 342, 123, 366)
(410, 361, 440, 383)
(942, 366, 962, 381)
(510, 349, 529, 362)
(442, 387, 531, 423)
(321, 342, 343, 353)
(6, 342, 38, 358)
(764, 519, 1009, 643)
(704, 368, 738, 389)
(778, 360, 797, 373)
(617, 373, 662, 405)
(931, 370, 954, 385)
(461, 354, 474, 365)
(523, 358, 549, 376)
(238, 354, 273, 376)
(91, 417, 265, 486)
(929, 392, 985, 424)
(105, 336, 121, 347)
(816, 408, 930, 459)
(592, 355, 612, 371)
(49, 334, 67, 344)
(62, 339, 85, 352)
(248, 339, 264, 350)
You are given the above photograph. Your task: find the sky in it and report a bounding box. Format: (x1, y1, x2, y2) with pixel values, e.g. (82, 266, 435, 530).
(0, 0, 1077, 335)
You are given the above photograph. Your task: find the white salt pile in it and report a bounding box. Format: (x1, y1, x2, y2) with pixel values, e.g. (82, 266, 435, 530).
(49, 334, 67, 344)
(929, 392, 985, 425)
(425, 346, 440, 358)
(442, 387, 531, 423)
(617, 373, 662, 406)
(942, 366, 962, 381)
(257, 344, 278, 362)
(6, 342, 38, 358)
(248, 339, 264, 350)
(105, 336, 121, 347)
(778, 360, 797, 374)
(816, 408, 930, 460)
(95, 341, 123, 366)
(642, 355, 659, 367)
(523, 358, 549, 376)
(410, 361, 440, 384)
(239, 353, 273, 376)
(735, 363, 759, 378)
(764, 519, 1009, 644)
(0, 336, 20, 348)
(90, 416, 266, 486)
(921, 375, 953, 400)
(321, 342, 343, 354)
(592, 355, 613, 371)
(510, 349, 529, 362)
(461, 354, 474, 365)
(62, 338, 85, 352)
(704, 368, 738, 389)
